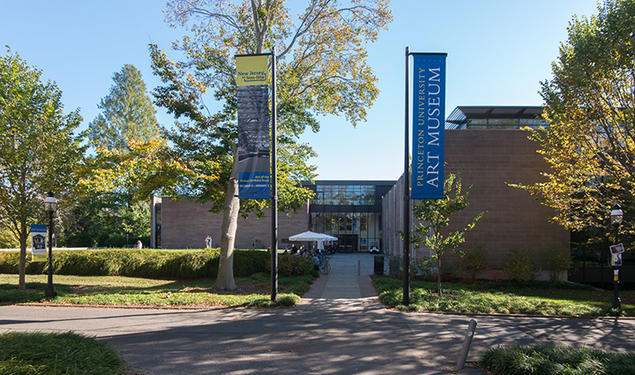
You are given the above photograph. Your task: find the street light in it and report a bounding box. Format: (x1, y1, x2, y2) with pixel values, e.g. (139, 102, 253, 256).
(43, 192, 57, 297)
(610, 203, 623, 311)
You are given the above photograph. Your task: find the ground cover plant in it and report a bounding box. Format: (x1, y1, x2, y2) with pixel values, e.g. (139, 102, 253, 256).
(0, 272, 312, 308)
(373, 277, 635, 316)
(479, 344, 635, 375)
(0, 331, 126, 375)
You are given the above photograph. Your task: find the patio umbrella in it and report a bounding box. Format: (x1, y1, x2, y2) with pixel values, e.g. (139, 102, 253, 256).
(288, 231, 338, 242)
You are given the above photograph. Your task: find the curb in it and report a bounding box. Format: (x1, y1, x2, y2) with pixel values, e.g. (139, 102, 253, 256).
(383, 306, 635, 320)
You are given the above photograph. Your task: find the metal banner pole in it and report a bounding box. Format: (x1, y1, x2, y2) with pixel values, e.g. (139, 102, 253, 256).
(271, 48, 278, 301)
(403, 46, 410, 306)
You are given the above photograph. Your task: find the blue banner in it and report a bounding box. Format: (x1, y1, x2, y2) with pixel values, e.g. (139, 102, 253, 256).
(236, 56, 271, 199)
(30, 224, 47, 261)
(411, 54, 446, 199)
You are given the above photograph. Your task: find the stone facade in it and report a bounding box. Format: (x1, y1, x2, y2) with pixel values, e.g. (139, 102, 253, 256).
(382, 129, 570, 279)
(158, 198, 309, 249)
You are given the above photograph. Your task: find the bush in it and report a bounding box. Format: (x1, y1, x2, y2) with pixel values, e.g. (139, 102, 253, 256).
(276, 254, 314, 276)
(479, 344, 635, 375)
(503, 249, 537, 282)
(460, 245, 487, 282)
(0, 331, 125, 375)
(0, 248, 311, 279)
(547, 250, 571, 282)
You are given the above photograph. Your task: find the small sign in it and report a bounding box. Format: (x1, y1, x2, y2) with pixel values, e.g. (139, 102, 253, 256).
(30, 224, 47, 262)
(614, 269, 620, 281)
(611, 253, 623, 267)
(610, 243, 625, 254)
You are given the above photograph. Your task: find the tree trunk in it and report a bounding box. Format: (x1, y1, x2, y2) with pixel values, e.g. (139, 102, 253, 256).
(436, 257, 442, 297)
(214, 145, 240, 290)
(18, 221, 27, 290)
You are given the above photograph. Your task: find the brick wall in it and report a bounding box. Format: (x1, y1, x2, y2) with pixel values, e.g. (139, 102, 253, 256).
(160, 198, 309, 249)
(382, 129, 569, 277)
(444, 129, 569, 270)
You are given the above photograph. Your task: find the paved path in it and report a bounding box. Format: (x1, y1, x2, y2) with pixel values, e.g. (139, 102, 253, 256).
(1, 253, 634, 374)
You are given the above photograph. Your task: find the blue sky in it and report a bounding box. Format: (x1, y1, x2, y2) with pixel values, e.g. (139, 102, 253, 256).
(1, 0, 598, 180)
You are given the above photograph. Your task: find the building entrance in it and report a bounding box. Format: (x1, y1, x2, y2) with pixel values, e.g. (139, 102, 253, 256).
(337, 234, 358, 252)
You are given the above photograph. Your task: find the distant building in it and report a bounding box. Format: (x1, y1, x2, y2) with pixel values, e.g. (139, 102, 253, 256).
(152, 180, 395, 251)
(306, 181, 394, 252)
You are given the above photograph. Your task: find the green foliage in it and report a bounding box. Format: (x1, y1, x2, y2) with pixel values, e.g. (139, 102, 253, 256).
(150, 1, 392, 289)
(0, 48, 84, 289)
(0, 225, 18, 248)
(479, 344, 635, 375)
(88, 64, 160, 150)
(276, 254, 314, 276)
(0, 331, 125, 375)
(514, 0, 635, 241)
(0, 273, 311, 308)
(546, 249, 571, 282)
(503, 249, 538, 282)
(411, 173, 484, 295)
(59, 193, 150, 247)
(373, 277, 631, 316)
(460, 245, 488, 282)
(0, 249, 313, 279)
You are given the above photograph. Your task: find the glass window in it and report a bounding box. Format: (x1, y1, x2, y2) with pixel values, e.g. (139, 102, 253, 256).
(311, 184, 375, 206)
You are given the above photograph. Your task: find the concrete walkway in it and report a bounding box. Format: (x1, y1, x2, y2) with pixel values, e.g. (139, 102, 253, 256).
(1, 253, 634, 374)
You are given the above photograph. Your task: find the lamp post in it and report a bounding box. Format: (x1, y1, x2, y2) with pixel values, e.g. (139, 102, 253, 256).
(43, 192, 57, 297)
(610, 203, 623, 311)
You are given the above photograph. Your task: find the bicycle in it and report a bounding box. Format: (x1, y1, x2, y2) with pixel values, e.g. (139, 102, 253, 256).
(319, 254, 331, 274)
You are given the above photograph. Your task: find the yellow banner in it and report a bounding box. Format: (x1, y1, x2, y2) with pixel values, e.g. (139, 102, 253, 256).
(236, 55, 268, 86)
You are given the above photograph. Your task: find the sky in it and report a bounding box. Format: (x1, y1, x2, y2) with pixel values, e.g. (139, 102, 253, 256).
(1, 0, 599, 181)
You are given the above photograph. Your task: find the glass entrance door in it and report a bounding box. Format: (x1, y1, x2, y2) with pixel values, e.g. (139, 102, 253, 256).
(337, 234, 358, 252)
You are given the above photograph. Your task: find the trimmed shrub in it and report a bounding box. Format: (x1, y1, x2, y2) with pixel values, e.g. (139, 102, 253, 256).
(0, 248, 309, 279)
(503, 249, 537, 282)
(460, 245, 487, 282)
(276, 254, 314, 276)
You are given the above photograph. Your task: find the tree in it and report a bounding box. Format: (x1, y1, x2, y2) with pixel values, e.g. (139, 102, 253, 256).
(77, 138, 183, 247)
(0, 49, 84, 289)
(82, 65, 166, 247)
(88, 64, 161, 150)
(151, 0, 392, 289)
(411, 174, 483, 296)
(516, 0, 634, 244)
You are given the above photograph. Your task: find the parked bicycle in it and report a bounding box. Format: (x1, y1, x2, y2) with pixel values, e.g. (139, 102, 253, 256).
(318, 253, 331, 274)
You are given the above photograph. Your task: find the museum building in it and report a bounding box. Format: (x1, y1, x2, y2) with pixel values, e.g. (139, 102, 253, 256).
(151, 106, 574, 279)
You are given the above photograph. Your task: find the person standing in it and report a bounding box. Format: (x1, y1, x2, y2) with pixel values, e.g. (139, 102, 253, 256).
(205, 235, 212, 248)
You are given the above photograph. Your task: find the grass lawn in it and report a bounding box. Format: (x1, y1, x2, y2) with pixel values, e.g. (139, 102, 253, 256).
(0, 272, 314, 308)
(0, 331, 127, 375)
(479, 344, 635, 375)
(373, 277, 635, 316)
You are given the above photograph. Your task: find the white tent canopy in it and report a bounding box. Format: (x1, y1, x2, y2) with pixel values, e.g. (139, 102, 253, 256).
(288, 231, 338, 242)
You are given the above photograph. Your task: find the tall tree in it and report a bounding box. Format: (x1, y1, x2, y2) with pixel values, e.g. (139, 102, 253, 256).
(88, 64, 161, 150)
(151, 0, 391, 289)
(411, 174, 483, 296)
(0, 49, 84, 289)
(83, 65, 164, 247)
(516, 0, 634, 243)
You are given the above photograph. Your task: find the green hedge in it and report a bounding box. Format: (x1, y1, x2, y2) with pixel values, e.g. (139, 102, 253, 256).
(0, 249, 312, 279)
